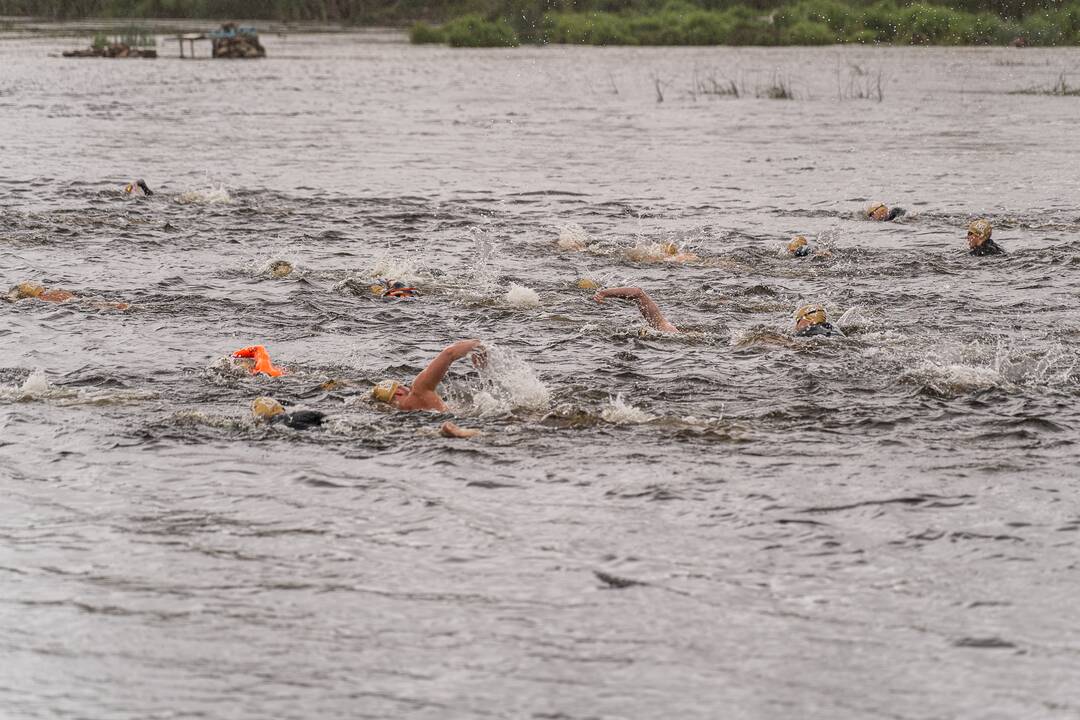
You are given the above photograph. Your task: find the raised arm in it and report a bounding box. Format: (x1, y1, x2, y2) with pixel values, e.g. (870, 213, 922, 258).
(411, 339, 483, 396)
(593, 287, 679, 333)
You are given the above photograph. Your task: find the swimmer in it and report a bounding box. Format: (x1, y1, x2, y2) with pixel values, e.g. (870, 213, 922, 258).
(251, 396, 325, 430)
(267, 260, 293, 278)
(866, 202, 905, 222)
(967, 218, 1005, 256)
(372, 339, 485, 412)
(5, 282, 75, 303)
(787, 235, 832, 259)
(4, 282, 129, 310)
(232, 345, 285, 377)
(370, 278, 419, 299)
(123, 179, 153, 197)
(592, 287, 679, 333)
(794, 304, 844, 338)
(625, 241, 699, 264)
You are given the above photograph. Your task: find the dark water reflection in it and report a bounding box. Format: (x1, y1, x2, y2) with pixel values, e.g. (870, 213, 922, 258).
(2, 30, 1080, 719)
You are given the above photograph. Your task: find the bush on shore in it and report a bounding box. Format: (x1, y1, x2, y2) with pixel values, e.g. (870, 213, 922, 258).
(415, 1, 1080, 46)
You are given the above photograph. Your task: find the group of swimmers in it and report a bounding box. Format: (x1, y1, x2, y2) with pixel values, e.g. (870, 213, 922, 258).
(7, 184, 1008, 438)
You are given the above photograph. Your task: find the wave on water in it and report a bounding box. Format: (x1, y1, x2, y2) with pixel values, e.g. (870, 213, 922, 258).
(899, 338, 1080, 396)
(0, 368, 155, 405)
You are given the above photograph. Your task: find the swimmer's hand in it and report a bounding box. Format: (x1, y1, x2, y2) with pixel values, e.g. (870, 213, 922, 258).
(470, 347, 488, 369)
(440, 421, 480, 439)
(448, 339, 483, 360)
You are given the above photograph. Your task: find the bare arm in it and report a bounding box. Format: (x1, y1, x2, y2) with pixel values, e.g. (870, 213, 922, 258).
(593, 287, 679, 333)
(411, 339, 483, 396)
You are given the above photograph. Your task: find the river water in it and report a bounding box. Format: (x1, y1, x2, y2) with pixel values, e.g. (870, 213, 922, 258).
(2, 27, 1079, 719)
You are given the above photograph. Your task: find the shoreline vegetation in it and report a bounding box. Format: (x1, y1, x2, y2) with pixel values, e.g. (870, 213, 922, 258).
(2, 0, 1079, 46)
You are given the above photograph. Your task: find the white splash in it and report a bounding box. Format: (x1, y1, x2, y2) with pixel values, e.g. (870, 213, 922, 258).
(468, 344, 550, 414)
(900, 362, 1002, 394)
(504, 283, 540, 307)
(370, 249, 428, 284)
(600, 394, 654, 424)
(176, 183, 233, 205)
(17, 368, 50, 400)
(556, 223, 590, 251)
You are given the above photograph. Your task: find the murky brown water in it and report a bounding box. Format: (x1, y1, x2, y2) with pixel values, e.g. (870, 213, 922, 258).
(2, 28, 1080, 719)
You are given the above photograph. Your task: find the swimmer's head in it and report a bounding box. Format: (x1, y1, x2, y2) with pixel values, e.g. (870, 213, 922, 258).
(967, 218, 992, 248)
(268, 260, 293, 278)
(576, 278, 599, 290)
(7, 282, 45, 301)
(372, 380, 404, 405)
(251, 396, 285, 421)
(787, 235, 809, 256)
(372, 279, 418, 299)
(660, 241, 680, 257)
(123, 179, 153, 196)
(794, 304, 828, 333)
(867, 202, 889, 221)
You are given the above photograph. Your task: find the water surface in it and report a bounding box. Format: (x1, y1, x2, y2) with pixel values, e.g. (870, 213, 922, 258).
(2, 29, 1079, 719)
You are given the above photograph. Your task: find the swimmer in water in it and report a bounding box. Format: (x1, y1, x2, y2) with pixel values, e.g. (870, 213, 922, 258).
(251, 396, 325, 430)
(370, 278, 419, 299)
(266, 260, 293, 278)
(625, 241, 699, 264)
(866, 202, 905, 222)
(4, 282, 129, 310)
(787, 235, 832, 259)
(372, 339, 485, 412)
(5, 282, 75, 303)
(232, 345, 285, 377)
(967, 218, 1005, 256)
(592, 287, 679, 333)
(794, 304, 844, 338)
(123, 179, 153, 197)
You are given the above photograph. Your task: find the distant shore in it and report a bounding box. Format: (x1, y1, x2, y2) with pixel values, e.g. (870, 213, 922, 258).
(3, 0, 1079, 47)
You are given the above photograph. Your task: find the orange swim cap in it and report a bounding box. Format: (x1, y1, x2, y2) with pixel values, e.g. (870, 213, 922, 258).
(232, 345, 285, 377)
(787, 236, 808, 254)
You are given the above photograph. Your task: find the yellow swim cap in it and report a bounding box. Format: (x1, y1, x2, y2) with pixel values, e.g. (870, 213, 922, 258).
(372, 380, 400, 404)
(123, 183, 134, 194)
(660, 241, 680, 257)
(787, 236, 808, 254)
(12, 282, 45, 299)
(795, 304, 827, 328)
(867, 202, 888, 220)
(968, 218, 992, 243)
(576, 278, 599, 290)
(251, 396, 285, 420)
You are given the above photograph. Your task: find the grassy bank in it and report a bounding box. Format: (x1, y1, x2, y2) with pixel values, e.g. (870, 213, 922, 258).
(411, 1, 1080, 46)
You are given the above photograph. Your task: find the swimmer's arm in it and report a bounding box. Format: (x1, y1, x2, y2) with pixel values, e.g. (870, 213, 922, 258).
(593, 287, 679, 333)
(411, 339, 483, 396)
